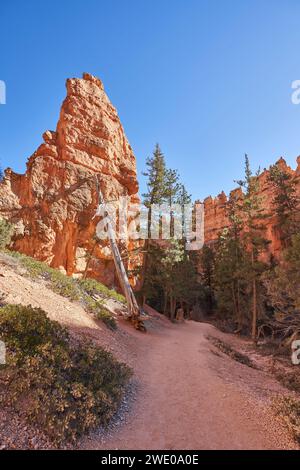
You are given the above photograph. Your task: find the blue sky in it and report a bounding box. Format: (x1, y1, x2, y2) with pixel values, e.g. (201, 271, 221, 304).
(1, 0, 300, 200)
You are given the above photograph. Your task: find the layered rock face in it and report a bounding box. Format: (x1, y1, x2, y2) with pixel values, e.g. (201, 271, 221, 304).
(0, 73, 141, 287)
(203, 156, 300, 258)
(1, 72, 298, 287)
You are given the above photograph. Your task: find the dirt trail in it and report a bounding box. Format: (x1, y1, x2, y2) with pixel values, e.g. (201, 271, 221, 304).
(0, 256, 297, 450)
(81, 314, 297, 450)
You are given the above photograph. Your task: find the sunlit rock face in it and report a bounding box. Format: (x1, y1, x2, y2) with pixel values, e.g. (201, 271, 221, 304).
(0, 73, 142, 287)
(203, 157, 300, 260)
(1, 72, 299, 288)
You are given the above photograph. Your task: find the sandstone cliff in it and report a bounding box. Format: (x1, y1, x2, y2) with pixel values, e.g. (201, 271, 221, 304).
(0, 73, 141, 287)
(1, 72, 299, 287)
(203, 156, 300, 258)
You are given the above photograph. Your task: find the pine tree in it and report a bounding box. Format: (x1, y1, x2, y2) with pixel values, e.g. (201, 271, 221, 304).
(267, 163, 299, 247)
(142, 145, 182, 305)
(263, 233, 300, 340)
(160, 239, 199, 319)
(226, 191, 244, 328)
(199, 244, 215, 313)
(140, 242, 165, 311)
(277, 233, 300, 312)
(212, 189, 247, 330)
(164, 168, 181, 205)
(142, 143, 168, 208)
(176, 184, 192, 238)
(236, 155, 270, 340)
(141, 145, 195, 314)
(213, 228, 251, 330)
(176, 184, 192, 206)
(160, 239, 185, 319)
(141, 144, 167, 304)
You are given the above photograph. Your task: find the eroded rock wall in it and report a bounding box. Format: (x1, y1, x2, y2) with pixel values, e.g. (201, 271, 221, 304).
(203, 156, 300, 259)
(0, 73, 141, 287)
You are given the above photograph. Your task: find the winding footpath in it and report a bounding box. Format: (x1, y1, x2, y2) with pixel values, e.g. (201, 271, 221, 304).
(81, 314, 297, 450)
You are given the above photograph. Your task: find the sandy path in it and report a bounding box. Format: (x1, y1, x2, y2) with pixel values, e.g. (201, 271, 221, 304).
(0, 256, 296, 450)
(81, 319, 297, 450)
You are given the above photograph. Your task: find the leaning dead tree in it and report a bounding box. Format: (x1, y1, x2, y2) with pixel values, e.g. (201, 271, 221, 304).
(94, 176, 145, 331)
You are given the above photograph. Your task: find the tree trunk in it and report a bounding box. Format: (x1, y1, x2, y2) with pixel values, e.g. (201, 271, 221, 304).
(95, 179, 142, 328)
(163, 294, 168, 316)
(251, 248, 257, 342)
(140, 238, 149, 296)
(231, 282, 238, 322)
(170, 295, 176, 321)
(237, 280, 242, 330)
(82, 240, 97, 280)
(251, 278, 257, 341)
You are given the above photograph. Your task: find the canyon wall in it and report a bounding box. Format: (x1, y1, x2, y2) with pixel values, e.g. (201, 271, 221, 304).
(203, 156, 300, 258)
(0, 73, 142, 287)
(1, 72, 299, 289)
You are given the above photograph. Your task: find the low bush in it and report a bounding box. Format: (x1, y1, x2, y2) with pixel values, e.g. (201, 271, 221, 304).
(95, 306, 117, 330)
(6, 251, 122, 328)
(274, 396, 300, 442)
(79, 277, 126, 304)
(84, 296, 117, 330)
(0, 304, 131, 444)
(276, 369, 300, 394)
(0, 219, 12, 250)
(208, 335, 257, 369)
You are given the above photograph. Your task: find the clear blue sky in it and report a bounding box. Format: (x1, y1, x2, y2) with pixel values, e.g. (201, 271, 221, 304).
(1, 0, 300, 200)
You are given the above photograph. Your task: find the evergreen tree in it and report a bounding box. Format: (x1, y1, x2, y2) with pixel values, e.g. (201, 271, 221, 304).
(267, 163, 299, 247)
(225, 191, 244, 328)
(140, 242, 165, 311)
(213, 228, 251, 330)
(236, 155, 270, 340)
(141, 144, 168, 304)
(164, 168, 181, 205)
(160, 239, 200, 319)
(177, 184, 192, 238)
(141, 145, 195, 315)
(199, 244, 215, 313)
(261, 162, 300, 337)
(142, 143, 168, 208)
(211, 188, 252, 330)
(176, 184, 192, 206)
(262, 232, 300, 342)
(160, 239, 185, 319)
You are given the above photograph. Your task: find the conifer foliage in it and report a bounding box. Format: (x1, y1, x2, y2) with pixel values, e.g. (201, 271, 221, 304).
(141, 144, 198, 318)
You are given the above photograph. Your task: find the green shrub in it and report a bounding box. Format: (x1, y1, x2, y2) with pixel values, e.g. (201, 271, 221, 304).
(48, 270, 82, 300)
(7, 253, 81, 300)
(83, 296, 117, 330)
(0, 304, 131, 444)
(274, 396, 300, 442)
(0, 219, 12, 250)
(95, 305, 117, 330)
(79, 278, 126, 304)
(0, 304, 67, 359)
(6, 252, 121, 329)
(8, 251, 52, 278)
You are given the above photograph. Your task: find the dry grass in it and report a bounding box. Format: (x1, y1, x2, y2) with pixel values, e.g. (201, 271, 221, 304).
(208, 335, 258, 369)
(274, 396, 300, 443)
